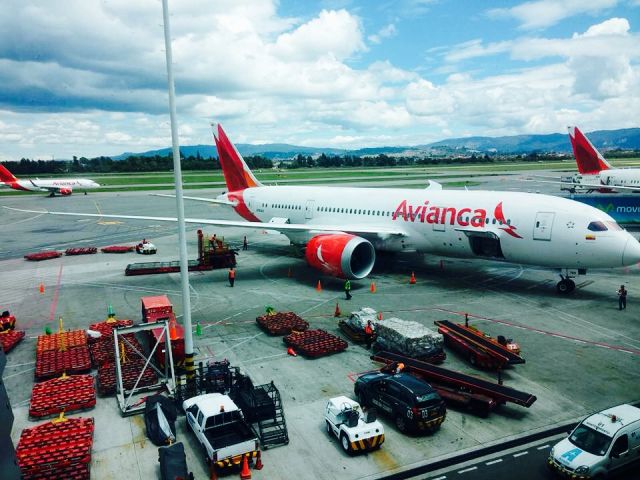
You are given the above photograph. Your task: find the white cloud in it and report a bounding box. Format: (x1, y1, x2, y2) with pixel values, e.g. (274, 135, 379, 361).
(488, 0, 618, 30)
(369, 23, 397, 44)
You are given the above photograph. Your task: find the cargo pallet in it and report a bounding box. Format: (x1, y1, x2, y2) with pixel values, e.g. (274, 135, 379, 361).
(35, 330, 91, 380)
(24, 251, 62, 261)
(29, 374, 96, 418)
(97, 357, 158, 396)
(435, 320, 524, 369)
(0, 329, 25, 353)
(101, 245, 135, 253)
(256, 312, 309, 335)
(89, 333, 142, 367)
(65, 247, 98, 255)
(88, 319, 134, 343)
(16, 416, 94, 480)
(372, 351, 536, 416)
(283, 329, 348, 358)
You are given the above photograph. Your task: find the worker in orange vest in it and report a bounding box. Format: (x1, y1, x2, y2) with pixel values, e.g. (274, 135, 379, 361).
(228, 267, 236, 287)
(364, 321, 374, 349)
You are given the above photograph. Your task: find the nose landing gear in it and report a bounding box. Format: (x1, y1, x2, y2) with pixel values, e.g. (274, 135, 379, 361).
(556, 269, 578, 294)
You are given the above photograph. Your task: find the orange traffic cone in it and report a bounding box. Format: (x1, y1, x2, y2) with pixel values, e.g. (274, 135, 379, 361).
(334, 302, 341, 317)
(254, 451, 264, 470)
(316, 280, 322, 292)
(409, 272, 416, 284)
(287, 347, 297, 357)
(370, 282, 376, 293)
(240, 455, 251, 479)
(377, 311, 383, 320)
(39, 283, 45, 294)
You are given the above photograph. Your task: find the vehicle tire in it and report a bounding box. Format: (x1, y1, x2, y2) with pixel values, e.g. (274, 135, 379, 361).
(341, 434, 352, 455)
(395, 414, 408, 433)
(567, 279, 575, 293)
(556, 279, 571, 294)
(326, 421, 332, 436)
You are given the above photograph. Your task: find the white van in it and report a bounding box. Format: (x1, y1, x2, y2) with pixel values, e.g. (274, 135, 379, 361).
(548, 404, 640, 479)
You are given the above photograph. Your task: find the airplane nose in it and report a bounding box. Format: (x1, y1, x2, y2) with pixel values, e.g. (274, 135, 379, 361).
(622, 237, 640, 266)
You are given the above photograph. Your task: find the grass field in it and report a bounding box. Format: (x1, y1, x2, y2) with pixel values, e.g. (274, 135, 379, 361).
(1, 158, 638, 195)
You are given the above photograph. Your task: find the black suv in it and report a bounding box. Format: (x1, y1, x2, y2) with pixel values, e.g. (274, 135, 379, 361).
(354, 372, 446, 433)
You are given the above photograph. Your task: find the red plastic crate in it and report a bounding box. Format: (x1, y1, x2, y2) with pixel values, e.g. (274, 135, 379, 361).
(283, 329, 348, 358)
(24, 251, 62, 261)
(97, 358, 158, 396)
(35, 346, 92, 380)
(16, 417, 94, 480)
(256, 311, 309, 335)
(100, 245, 135, 253)
(36, 330, 87, 353)
(0, 330, 25, 353)
(89, 333, 141, 367)
(29, 374, 96, 418)
(65, 247, 98, 255)
(88, 319, 134, 343)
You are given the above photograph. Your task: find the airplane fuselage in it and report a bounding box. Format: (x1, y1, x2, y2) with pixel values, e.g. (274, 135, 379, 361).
(233, 185, 636, 269)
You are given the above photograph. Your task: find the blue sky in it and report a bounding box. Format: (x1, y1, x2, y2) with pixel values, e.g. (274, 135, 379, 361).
(0, 0, 638, 160)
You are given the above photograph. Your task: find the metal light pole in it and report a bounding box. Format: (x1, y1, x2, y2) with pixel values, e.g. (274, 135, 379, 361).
(161, 0, 195, 384)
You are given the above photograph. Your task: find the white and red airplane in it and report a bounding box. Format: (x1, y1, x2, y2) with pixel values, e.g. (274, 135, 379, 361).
(7, 125, 640, 293)
(554, 126, 640, 194)
(0, 164, 100, 196)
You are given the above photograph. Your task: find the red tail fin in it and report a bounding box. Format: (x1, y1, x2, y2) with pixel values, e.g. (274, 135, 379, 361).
(213, 124, 262, 192)
(568, 126, 611, 174)
(0, 163, 18, 183)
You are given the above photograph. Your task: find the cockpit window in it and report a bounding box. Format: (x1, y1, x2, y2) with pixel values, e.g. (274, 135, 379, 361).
(588, 221, 608, 232)
(605, 221, 623, 231)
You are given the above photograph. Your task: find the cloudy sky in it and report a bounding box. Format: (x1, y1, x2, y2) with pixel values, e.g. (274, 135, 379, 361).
(1, 0, 639, 160)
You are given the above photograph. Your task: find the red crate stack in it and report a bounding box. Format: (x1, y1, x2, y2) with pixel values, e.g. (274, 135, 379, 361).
(29, 374, 96, 418)
(0, 330, 25, 353)
(89, 333, 141, 367)
(65, 247, 98, 255)
(35, 330, 91, 380)
(97, 357, 158, 396)
(24, 251, 62, 261)
(16, 417, 94, 480)
(256, 311, 309, 335)
(283, 329, 348, 358)
(100, 245, 135, 253)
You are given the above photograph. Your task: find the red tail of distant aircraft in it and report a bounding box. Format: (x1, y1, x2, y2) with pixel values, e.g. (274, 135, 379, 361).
(568, 126, 612, 175)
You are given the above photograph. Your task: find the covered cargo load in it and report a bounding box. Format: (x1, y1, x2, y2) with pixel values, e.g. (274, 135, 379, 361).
(373, 317, 445, 362)
(345, 307, 377, 332)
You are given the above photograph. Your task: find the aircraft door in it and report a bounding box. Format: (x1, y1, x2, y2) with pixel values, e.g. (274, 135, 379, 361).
(533, 212, 555, 240)
(305, 200, 315, 220)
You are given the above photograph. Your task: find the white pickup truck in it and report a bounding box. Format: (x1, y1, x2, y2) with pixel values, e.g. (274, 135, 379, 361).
(324, 396, 385, 455)
(183, 393, 259, 470)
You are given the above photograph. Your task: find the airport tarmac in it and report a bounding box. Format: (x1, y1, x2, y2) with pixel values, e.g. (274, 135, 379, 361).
(1, 178, 640, 479)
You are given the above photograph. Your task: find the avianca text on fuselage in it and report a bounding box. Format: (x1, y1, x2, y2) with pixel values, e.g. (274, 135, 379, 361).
(392, 199, 487, 227)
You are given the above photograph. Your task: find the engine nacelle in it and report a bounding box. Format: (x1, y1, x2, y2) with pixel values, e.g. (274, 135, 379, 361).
(59, 188, 72, 196)
(305, 234, 375, 280)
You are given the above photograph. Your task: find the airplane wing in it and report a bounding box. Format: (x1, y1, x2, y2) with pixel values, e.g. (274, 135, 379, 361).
(150, 193, 236, 206)
(425, 180, 442, 190)
(3, 207, 407, 237)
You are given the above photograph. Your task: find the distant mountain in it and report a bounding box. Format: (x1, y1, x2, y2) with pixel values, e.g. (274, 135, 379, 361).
(426, 128, 640, 153)
(113, 128, 640, 160)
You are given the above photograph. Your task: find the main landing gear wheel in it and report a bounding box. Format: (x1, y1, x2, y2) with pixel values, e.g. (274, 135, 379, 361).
(556, 279, 576, 294)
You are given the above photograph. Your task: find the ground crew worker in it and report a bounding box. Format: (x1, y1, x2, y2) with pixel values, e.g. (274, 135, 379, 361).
(618, 285, 627, 310)
(364, 321, 374, 349)
(344, 279, 352, 300)
(243, 235, 248, 251)
(228, 267, 236, 287)
(395, 362, 405, 374)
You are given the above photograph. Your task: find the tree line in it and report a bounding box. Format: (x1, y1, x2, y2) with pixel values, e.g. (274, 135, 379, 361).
(2, 148, 637, 175)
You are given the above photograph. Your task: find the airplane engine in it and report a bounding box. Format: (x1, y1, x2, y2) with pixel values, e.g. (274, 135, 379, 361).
(305, 234, 375, 280)
(59, 188, 72, 196)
